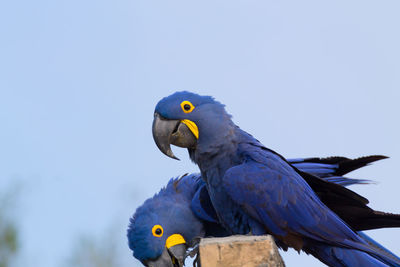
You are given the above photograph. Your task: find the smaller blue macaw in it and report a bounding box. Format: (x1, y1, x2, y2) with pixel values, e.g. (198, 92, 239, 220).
(128, 156, 400, 267)
(128, 174, 206, 267)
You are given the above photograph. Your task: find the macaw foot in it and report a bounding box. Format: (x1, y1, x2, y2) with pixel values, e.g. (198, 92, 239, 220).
(185, 237, 201, 267)
(192, 250, 200, 267)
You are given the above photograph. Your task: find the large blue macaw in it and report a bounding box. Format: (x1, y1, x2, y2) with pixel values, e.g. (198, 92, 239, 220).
(128, 156, 400, 267)
(152, 91, 400, 266)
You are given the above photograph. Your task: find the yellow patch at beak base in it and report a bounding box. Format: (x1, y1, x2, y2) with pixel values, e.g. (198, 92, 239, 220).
(181, 119, 199, 139)
(165, 234, 186, 248)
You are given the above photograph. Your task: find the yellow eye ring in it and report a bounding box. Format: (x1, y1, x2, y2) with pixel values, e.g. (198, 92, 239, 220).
(152, 225, 163, 237)
(180, 101, 195, 113)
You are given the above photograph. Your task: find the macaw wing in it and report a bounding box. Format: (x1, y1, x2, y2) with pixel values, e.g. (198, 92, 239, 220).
(190, 154, 381, 225)
(221, 158, 398, 265)
(190, 171, 368, 225)
(189, 152, 399, 231)
(223, 160, 356, 242)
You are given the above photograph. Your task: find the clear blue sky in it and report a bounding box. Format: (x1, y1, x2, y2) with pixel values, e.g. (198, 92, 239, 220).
(1, 1, 400, 266)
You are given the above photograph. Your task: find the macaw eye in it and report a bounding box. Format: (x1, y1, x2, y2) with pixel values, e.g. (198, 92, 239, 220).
(152, 225, 163, 237)
(180, 101, 195, 113)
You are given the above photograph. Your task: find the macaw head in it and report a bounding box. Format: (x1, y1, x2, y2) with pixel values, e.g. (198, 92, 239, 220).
(127, 175, 205, 267)
(153, 91, 231, 160)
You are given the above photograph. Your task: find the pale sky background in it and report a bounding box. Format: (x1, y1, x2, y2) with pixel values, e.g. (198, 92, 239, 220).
(1, 1, 400, 266)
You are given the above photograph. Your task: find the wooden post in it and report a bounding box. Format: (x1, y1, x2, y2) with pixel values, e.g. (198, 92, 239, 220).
(199, 235, 285, 267)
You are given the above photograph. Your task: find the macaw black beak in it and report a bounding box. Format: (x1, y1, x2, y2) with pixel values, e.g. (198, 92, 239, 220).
(167, 243, 187, 267)
(144, 234, 187, 267)
(144, 248, 175, 267)
(152, 112, 197, 160)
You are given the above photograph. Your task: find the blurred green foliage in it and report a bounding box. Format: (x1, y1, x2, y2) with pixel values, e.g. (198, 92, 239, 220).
(64, 226, 125, 267)
(0, 185, 19, 267)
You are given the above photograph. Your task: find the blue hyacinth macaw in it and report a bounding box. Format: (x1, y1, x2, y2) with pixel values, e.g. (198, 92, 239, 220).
(128, 156, 400, 267)
(127, 174, 207, 267)
(152, 91, 400, 266)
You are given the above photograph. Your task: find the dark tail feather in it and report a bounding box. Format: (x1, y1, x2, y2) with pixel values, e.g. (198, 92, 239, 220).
(348, 210, 400, 231)
(291, 155, 388, 177)
(332, 155, 389, 176)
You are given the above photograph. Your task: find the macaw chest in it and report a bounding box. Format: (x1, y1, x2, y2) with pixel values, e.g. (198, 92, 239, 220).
(199, 152, 254, 234)
(206, 181, 252, 235)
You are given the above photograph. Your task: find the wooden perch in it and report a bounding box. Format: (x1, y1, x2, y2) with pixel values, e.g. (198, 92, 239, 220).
(199, 235, 285, 267)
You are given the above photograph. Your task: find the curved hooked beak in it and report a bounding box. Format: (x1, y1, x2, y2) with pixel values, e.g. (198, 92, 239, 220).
(145, 234, 187, 267)
(152, 113, 198, 160)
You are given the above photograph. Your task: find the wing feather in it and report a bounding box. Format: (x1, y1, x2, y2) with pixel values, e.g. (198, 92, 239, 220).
(221, 155, 399, 265)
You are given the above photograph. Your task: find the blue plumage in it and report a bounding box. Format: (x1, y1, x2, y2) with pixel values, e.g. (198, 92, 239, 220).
(129, 158, 399, 266)
(152, 91, 400, 266)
